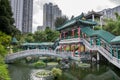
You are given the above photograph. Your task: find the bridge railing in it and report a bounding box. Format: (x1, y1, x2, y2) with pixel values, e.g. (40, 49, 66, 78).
(5, 49, 74, 62)
(56, 51, 72, 57)
(82, 38, 98, 50)
(83, 38, 120, 68)
(98, 46, 112, 60)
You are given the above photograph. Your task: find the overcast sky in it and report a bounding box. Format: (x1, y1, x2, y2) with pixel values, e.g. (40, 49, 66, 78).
(33, 0, 120, 32)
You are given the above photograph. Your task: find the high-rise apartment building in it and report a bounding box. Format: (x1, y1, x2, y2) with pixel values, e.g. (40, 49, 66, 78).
(99, 5, 120, 20)
(10, 0, 33, 33)
(10, 0, 23, 31)
(43, 3, 62, 30)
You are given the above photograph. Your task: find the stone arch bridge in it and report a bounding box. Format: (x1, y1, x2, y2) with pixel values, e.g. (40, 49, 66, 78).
(5, 49, 75, 63)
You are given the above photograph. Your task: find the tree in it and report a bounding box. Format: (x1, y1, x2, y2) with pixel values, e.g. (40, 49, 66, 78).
(23, 33, 34, 42)
(0, 31, 11, 48)
(103, 12, 120, 35)
(34, 31, 47, 42)
(45, 27, 59, 42)
(33, 27, 59, 42)
(0, 32, 11, 80)
(55, 16, 68, 28)
(0, 0, 20, 36)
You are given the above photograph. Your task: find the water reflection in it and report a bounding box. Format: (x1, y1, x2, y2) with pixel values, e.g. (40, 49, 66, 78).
(8, 63, 120, 80)
(8, 64, 31, 80)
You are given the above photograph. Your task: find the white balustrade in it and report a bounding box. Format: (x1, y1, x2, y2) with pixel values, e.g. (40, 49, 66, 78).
(82, 38, 120, 68)
(5, 49, 74, 63)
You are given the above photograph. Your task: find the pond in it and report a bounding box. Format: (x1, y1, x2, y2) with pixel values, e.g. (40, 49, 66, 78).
(8, 61, 120, 80)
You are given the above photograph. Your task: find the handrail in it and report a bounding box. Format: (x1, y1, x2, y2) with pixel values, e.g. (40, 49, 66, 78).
(83, 38, 120, 68)
(5, 49, 76, 63)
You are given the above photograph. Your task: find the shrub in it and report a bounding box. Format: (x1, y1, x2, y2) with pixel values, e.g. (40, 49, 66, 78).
(0, 64, 10, 80)
(33, 61, 46, 68)
(51, 68, 62, 77)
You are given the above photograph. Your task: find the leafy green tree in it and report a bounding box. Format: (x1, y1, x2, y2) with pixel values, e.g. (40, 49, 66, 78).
(0, 31, 11, 47)
(24, 33, 34, 42)
(0, 32, 11, 80)
(45, 27, 59, 42)
(34, 31, 47, 42)
(0, 0, 20, 36)
(0, 44, 7, 57)
(103, 12, 120, 35)
(33, 27, 59, 42)
(94, 26, 102, 30)
(55, 16, 68, 28)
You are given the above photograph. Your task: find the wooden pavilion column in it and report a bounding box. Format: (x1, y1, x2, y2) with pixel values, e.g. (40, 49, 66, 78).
(78, 43, 81, 57)
(59, 45, 62, 51)
(78, 27, 81, 38)
(71, 44, 75, 57)
(63, 32, 66, 39)
(72, 29, 75, 38)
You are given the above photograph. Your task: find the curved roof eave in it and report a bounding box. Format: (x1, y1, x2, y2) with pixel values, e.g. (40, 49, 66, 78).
(111, 36, 120, 43)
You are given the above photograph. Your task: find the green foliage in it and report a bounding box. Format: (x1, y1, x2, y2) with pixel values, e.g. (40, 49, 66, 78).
(103, 12, 120, 36)
(0, 32, 11, 56)
(0, 44, 7, 57)
(0, 56, 10, 80)
(33, 61, 46, 68)
(45, 27, 60, 42)
(51, 68, 62, 77)
(25, 34, 34, 43)
(0, 32, 11, 46)
(0, 65, 10, 80)
(34, 31, 47, 42)
(0, 0, 21, 36)
(33, 27, 59, 42)
(18, 27, 59, 43)
(0, 32, 11, 79)
(55, 16, 68, 28)
(94, 26, 102, 30)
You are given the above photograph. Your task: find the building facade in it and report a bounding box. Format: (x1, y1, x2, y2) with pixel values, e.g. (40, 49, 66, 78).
(10, 0, 33, 33)
(55, 13, 120, 68)
(99, 5, 120, 20)
(10, 0, 23, 31)
(43, 3, 62, 30)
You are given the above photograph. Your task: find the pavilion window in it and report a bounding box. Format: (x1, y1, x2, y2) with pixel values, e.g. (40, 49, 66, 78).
(118, 50, 120, 59)
(112, 48, 116, 57)
(68, 30, 72, 38)
(80, 31, 83, 37)
(63, 32, 66, 39)
(65, 32, 68, 39)
(74, 29, 78, 38)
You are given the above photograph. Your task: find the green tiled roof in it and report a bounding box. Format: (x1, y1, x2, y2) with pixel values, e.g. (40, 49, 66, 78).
(111, 36, 120, 43)
(56, 20, 76, 30)
(22, 42, 54, 46)
(81, 27, 94, 36)
(11, 37, 18, 43)
(56, 13, 97, 31)
(81, 27, 115, 43)
(79, 20, 97, 26)
(93, 30, 115, 43)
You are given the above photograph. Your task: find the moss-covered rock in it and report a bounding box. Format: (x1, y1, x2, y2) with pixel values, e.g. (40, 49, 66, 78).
(33, 61, 46, 68)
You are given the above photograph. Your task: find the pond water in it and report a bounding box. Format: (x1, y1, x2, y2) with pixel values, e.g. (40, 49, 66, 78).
(8, 61, 120, 80)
